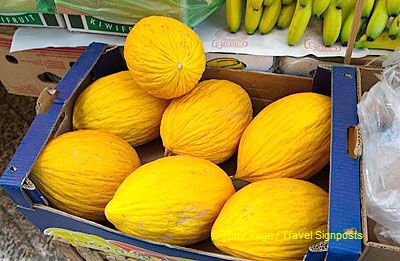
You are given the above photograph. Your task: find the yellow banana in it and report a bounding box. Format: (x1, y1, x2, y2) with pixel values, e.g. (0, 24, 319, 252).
(356, 31, 400, 50)
(259, 0, 281, 33)
(288, 0, 313, 45)
(226, 0, 242, 33)
(323, 0, 342, 46)
(263, 0, 274, 6)
(207, 58, 247, 69)
(389, 14, 400, 39)
(336, 0, 357, 9)
(340, 8, 366, 45)
(340, 0, 357, 22)
(251, 0, 264, 9)
(362, 0, 375, 18)
(387, 0, 400, 16)
(245, 0, 263, 34)
(313, 0, 330, 17)
(336, 0, 344, 8)
(366, 0, 389, 41)
(282, 0, 294, 4)
(277, 1, 297, 29)
(299, 0, 310, 7)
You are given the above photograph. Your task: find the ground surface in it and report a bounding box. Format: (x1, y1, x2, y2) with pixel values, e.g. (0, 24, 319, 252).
(0, 83, 65, 260)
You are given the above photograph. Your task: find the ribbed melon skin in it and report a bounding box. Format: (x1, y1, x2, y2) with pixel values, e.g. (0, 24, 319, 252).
(161, 79, 253, 164)
(211, 178, 328, 260)
(31, 130, 141, 221)
(105, 155, 235, 246)
(124, 16, 206, 99)
(236, 92, 331, 182)
(73, 71, 169, 146)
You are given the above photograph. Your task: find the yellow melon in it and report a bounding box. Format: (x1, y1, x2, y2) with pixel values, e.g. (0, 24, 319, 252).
(236, 92, 331, 182)
(105, 155, 235, 246)
(31, 130, 140, 221)
(160, 79, 253, 163)
(73, 71, 169, 146)
(211, 178, 328, 260)
(124, 16, 206, 99)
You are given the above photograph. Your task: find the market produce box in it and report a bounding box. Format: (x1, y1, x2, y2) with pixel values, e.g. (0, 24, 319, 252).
(195, 3, 393, 74)
(353, 67, 400, 261)
(275, 56, 384, 77)
(0, 27, 83, 96)
(0, 42, 366, 260)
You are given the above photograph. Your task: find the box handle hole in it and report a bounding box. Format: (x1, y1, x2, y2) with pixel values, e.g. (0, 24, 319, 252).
(347, 125, 362, 159)
(5, 55, 18, 64)
(344, 72, 353, 78)
(37, 72, 61, 84)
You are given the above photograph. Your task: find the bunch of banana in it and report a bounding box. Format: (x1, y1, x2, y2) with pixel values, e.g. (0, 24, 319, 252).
(225, 0, 400, 50)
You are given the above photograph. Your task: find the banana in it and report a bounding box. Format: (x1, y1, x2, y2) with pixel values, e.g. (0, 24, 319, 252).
(389, 14, 400, 39)
(277, 1, 297, 29)
(245, 0, 263, 34)
(313, 0, 330, 17)
(299, 0, 310, 7)
(336, 0, 344, 9)
(387, 0, 400, 16)
(226, 0, 242, 33)
(259, 0, 281, 34)
(323, 0, 342, 46)
(340, 0, 357, 22)
(282, 0, 294, 4)
(366, 0, 389, 41)
(251, 0, 264, 9)
(288, 0, 313, 45)
(340, 8, 366, 45)
(336, 0, 356, 9)
(356, 31, 400, 50)
(263, 0, 274, 6)
(207, 58, 247, 69)
(362, 0, 375, 18)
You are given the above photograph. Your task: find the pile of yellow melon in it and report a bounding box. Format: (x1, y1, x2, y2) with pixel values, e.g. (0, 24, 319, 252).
(31, 16, 332, 260)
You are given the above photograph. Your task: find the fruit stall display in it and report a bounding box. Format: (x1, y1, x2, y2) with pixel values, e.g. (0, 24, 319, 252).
(26, 16, 333, 260)
(226, 0, 400, 50)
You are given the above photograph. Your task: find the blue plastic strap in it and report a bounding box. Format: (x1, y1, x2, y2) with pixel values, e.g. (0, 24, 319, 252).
(327, 66, 362, 261)
(0, 43, 108, 208)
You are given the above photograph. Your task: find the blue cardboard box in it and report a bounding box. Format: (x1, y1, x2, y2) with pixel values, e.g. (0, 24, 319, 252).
(0, 43, 363, 260)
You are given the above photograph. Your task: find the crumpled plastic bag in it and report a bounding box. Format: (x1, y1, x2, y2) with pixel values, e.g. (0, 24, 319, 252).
(357, 50, 400, 245)
(54, 0, 224, 28)
(0, 0, 55, 13)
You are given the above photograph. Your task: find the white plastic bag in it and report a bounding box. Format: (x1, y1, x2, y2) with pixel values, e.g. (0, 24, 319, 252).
(357, 50, 400, 245)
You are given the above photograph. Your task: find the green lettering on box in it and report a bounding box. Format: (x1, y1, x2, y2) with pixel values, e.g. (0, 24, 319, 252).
(0, 13, 43, 25)
(84, 16, 133, 33)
